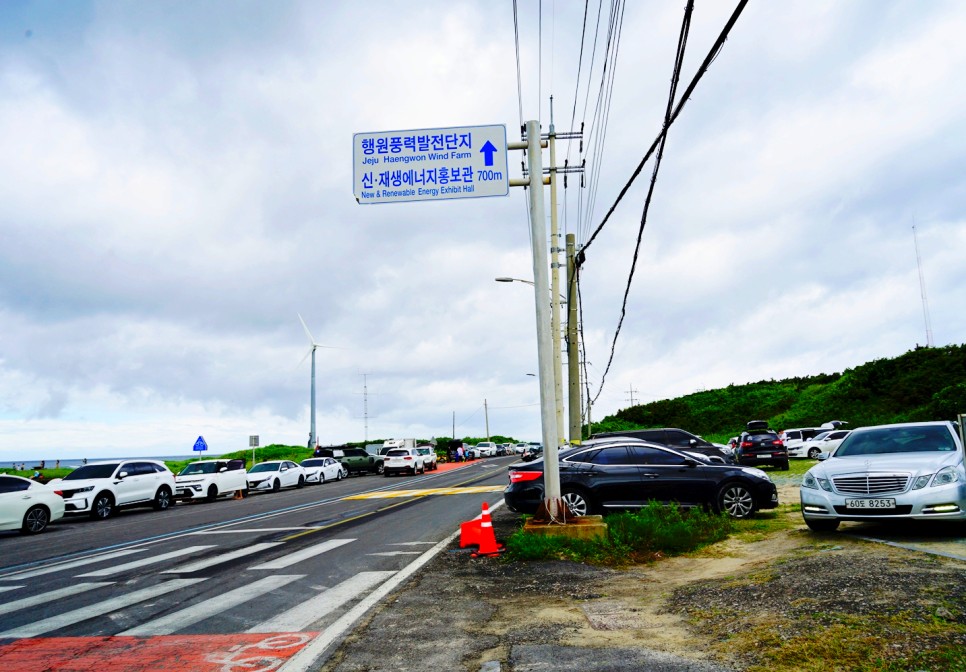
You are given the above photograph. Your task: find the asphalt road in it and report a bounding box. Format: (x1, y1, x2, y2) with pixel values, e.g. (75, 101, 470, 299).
(0, 456, 516, 671)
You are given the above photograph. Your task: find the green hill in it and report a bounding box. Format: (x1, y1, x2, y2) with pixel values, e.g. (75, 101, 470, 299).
(591, 344, 966, 441)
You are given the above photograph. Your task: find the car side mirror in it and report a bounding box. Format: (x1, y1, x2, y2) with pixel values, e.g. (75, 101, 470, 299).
(219, 467, 227, 473)
(817, 452, 829, 461)
(118, 471, 128, 479)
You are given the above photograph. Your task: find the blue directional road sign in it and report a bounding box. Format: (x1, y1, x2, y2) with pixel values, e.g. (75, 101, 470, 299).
(193, 436, 208, 452)
(353, 124, 509, 204)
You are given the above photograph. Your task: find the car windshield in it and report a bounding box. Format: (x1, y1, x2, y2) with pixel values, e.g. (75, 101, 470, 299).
(249, 463, 280, 473)
(416, 449, 431, 455)
(63, 463, 120, 480)
(810, 431, 832, 441)
(179, 462, 216, 475)
(836, 426, 957, 457)
(300, 459, 326, 467)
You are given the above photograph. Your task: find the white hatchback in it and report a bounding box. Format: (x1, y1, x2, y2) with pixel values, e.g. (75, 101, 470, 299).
(247, 460, 306, 492)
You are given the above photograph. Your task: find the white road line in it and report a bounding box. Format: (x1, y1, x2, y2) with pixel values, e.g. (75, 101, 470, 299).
(247, 571, 396, 633)
(367, 552, 422, 556)
(119, 574, 303, 636)
(0, 578, 204, 639)
(76, 545, 216, 577)
(0, 585, 22, 593)
(388, 541, 437, 546)
(248, 538, 355, 570)
(189, 528, 324, 534)
(279, 500, 506, 672)
(162, 542, 282, 574)
(0, 582, 113, 616)
(0, 548, 146, 580)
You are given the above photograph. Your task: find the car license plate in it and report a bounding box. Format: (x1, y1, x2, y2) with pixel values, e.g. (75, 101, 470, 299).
(846, 498, 896, 509)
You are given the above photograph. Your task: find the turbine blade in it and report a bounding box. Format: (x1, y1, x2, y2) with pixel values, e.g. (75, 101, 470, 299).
(297, 313, 316, 346)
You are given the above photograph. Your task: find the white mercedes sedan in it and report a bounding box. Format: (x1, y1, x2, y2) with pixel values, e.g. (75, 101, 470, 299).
(800, 421, 965, 532)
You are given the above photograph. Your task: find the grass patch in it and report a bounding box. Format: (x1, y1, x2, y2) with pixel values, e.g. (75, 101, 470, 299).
(504, 503, 735, 566)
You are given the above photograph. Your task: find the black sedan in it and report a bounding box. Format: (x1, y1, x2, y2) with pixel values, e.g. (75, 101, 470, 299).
(504, 438, 778, 519)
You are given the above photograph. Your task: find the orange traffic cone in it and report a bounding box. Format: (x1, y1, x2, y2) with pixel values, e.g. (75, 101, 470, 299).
(471, 502, 504, 557)
(459, 517, 481, 548)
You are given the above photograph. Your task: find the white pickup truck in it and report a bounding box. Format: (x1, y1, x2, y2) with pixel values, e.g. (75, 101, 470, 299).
(175, 459, 248, 502)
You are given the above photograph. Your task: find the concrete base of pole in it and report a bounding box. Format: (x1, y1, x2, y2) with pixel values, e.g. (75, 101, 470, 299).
(522, 515, 608, 541)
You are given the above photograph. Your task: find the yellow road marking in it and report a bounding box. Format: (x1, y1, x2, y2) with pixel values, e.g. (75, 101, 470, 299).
(345, 486, 505, 500)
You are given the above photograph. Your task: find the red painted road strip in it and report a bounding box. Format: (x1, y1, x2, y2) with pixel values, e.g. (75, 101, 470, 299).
(0, 633, 315, 671)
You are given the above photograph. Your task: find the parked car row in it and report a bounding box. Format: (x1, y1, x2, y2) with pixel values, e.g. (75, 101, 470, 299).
(0, 453, 355, 535)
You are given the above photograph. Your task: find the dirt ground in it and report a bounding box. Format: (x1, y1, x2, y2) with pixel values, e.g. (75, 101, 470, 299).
(323, 484, 966, 672)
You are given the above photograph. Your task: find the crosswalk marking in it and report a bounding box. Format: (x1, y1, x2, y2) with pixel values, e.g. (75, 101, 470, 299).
(368, 551, 422, 556)
(0, 585, 21, 593)
(247, 571, 395, 633)
(76, 545, 216, 577)
(0, 578, 204, 639)
(119, 574, 303, 636)
(0, 548, 146, 580)
(345, 485, 505, 500)
(248, 538, 355, 570)
(162, 542, 282, 574)
(388, 541, 437, 546)
(0, 582, 113, 617)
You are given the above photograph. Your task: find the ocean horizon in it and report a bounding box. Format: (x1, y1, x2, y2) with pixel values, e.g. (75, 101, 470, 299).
(5, 454, 233, 469)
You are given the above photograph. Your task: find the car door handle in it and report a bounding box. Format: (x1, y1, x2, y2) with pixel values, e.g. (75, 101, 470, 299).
(641, 473, 660, 478)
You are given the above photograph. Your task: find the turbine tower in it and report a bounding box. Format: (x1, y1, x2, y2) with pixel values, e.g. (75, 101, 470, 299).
(298, 313, 330, 449)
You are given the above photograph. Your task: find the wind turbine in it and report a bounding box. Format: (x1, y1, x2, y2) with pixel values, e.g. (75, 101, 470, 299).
(297, 313, 333, 450)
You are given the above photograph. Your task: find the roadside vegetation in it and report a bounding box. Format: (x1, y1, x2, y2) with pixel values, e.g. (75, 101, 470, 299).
(504, 503, 736, 566)
(590, 343, 966, 441)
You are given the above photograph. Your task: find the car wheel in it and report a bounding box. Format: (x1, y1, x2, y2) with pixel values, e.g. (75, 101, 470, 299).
(90, 492, 114, 520)
(297, 475, 305, 489)
(561, 488, 593, 516)
(377, 463, 385, 475)
(153, 486, 172, 511)
(319, 473, 325, 484)
(807, 448, 820, 459)
(717, 482, 755, 519)
(21, 505, 50, 534)
(805, 518, 841, 532)
(337, 469, 344, 481)
(242, 488, 250, 498)
(206, 485, 218, 503)
(272, 479, 280, 492)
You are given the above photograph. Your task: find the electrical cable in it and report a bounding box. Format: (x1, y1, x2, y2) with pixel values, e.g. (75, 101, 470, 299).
(588, 0, 693, 407)
(579, 0, 749, 256)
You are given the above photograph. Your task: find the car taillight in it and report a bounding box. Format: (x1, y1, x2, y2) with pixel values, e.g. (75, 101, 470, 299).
(772, 439, 784, 446)
(508, 471, 542, 484)
(54, 490, 63, 497)
(740, 441, 753, 448)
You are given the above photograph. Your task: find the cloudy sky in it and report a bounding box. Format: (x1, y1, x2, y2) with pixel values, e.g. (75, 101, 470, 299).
(2, 1, 964, 462)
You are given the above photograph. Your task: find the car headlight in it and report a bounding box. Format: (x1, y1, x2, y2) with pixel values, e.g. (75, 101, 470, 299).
(740, 467, 769, 480)
(930, 466, 962, 487)
(913, 474, 932, 490)
(802, 473, 833, 492)
(74, 486, 94, 493)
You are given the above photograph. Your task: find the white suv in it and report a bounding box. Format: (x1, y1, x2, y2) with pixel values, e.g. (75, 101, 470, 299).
(415, 446, 438, 471)
(476, 441, 498, 457)
(383, 448, 425, 476)
(48, 460, 176, 520)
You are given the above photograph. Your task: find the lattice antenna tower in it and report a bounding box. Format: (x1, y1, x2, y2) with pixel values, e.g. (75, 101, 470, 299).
(913, 225, 934, 347)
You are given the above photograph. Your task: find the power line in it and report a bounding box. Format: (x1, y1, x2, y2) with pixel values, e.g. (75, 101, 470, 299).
(580, 0, 750, 257)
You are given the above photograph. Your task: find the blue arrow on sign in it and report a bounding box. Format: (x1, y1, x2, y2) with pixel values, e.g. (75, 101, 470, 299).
(480, 140, 498, 167)
(193, 436, 208, 452)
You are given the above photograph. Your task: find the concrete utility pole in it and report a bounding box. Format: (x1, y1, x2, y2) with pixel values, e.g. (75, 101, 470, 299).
(548, 108, 565, 444)
(515, 119, 561, 506)
(566, 233, 581, 442)
(484, 398, 490, 442)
